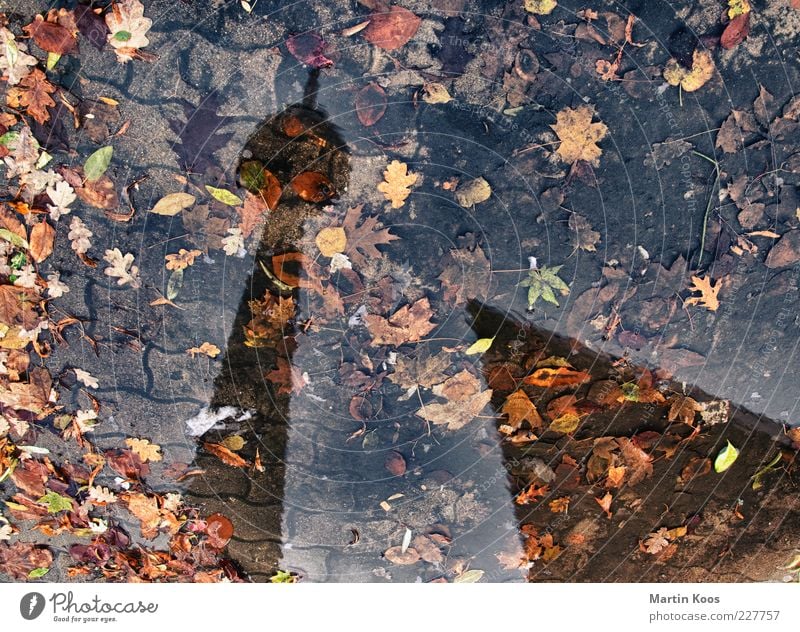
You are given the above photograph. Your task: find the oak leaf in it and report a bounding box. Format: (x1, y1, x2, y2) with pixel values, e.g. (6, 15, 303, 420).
(105, 0, 152, 63)
(551, 105, 608, 166)
(125, 437, 162, 462)
(165, 248, 202, 271)
(341, 204, 398, 266)
(6, 69, 57, 125)
(377, 160, 417, 208)
(684, 274, 721, 311)
(365, 298, 436, 346)
(186, 342, 221, 358)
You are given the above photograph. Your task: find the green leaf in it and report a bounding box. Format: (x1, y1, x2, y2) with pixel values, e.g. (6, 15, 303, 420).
(751, 452, 782, 490)
(84, 146, 113, 182)
(150, 192, 196, 216)
(113, 30, 132, 42)
(454, 569, 485, 583)
(465, 337, 494, 355)
(27, 567, 49, 579)
(714, 440, 739, 473)
(205, 185, 243, 206)
(239, 160, 266, 192)
(46, 52, 61, 70)
(37, 491, 74, 514)
(166, 268, 183, 300)
(621, 382, 640, 402)
(270, 569, 295, 583)
(519, 265, 570, 309)
(0, 131, 19, 148)
(0, 228, 29, 250)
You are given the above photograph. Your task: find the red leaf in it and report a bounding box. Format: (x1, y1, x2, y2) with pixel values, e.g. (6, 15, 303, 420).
(720, 13, 750, 50)
(355, 82, 387, 126)
(286, 32, 333, 69)
(364, 6, 421, 51)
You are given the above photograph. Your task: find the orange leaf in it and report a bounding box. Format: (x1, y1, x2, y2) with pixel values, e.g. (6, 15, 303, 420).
(684, 274, 722, 311)
(291, 171, 335, 203)
(203, 442, 250, 468)
(29, 220, 55, 263)
(595, 492, 613, 518)
(524, 366, 591, 388)
(6, 68, 56, 125)
(501, 390, 543, 429)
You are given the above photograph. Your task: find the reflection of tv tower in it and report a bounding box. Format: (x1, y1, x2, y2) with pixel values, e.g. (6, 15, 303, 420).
(27, 594, 38, 616)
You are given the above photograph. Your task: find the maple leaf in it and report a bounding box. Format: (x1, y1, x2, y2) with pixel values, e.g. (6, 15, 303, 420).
(342, 204, 399, 266)
(377, 160, 418, 208)
(551, 105, 608, 166)
(186, 342, 221, 358)
(365, 298, 436, 346)
(244, 293, 295, 347)
(501, 390, 543, 430)
(416, 388, 493, 431)
(438, 239, 492, 305)
(6, 68, 57, 125)
(105, 0, 152, 63)
(519, 265, 570, 308)
(663, 50, 715, 92)
(123, 492, 161, 539)
(388, 349, 450, 392)
(667, 395, 704, 426)
(125, 437, 162, 463)
(684, 274, 721, 311)
(568, 213, 600, 252)
(266, 356, 307, 395)
(165, 248, 202, 271)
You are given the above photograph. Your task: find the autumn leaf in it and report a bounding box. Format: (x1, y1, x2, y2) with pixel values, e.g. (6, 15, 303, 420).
(105, 0, 153, 63)
(0, 541, 53, 580)
(516, 482, 549, 505)
(454, 177, 491, 208)
(524, 366, 591, 389)
(642, 527, 669, 554)
(342, 204, 399, 266)
(236, 191, 271, 238)
(387, 349, 450, 392)
(714, 440, 739, 473)
(568, 213, 600, 252)
(438, 238, 491, 305)
(186, 342, 221, 358)
(355, 82, 387, 127)
(203, 442, 250, 468)
(125, 437, 162, 462)
(29, 220, 55, 263)
(6, 68, 57, 125)
(315, 226, 347, 257)
(363, 6, 421, 51)
(595, 492, 613, 518)
(524, 0, 557, 15)
(150, 192, 196, 216)
(384, 545, 421, 565)
(291, 171, 335, 203)
(165, 248, 202, 271)
(365, 298, 436, 346)
(667, 395, 703, 426)
(24, 11, 79, 56)
(501, 390, 544, 429)
(266, 356, 307, 395)
(549, 497, 570, 513)
(663, 50, 715, 93)
(684, 275, 721, 311)
(548, 412, 581, 434)
(377, 160, 417, 208)
(551, 105, 608, 166)
(519, 265, 570, 308)
(416, 388, 493, 431)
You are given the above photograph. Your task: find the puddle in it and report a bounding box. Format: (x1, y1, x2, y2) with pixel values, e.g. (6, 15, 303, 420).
(1, 0, 799, 583)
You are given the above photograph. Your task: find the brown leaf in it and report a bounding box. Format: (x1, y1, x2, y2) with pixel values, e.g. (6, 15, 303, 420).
(684, 274, 722, 311)
(388, 349, 450, 391)
(203, 442, 250, 468)
(765, 230, 800, 268)
(59, 167, 119, 210)
(438, 239, 491, 305)
(205, 513, 234, 549)
(355, 82, 387, 126)
(416, 388, 493, 431)
(667, 395, 703, 426)
(123, 492, 162, 539)
(501, 390, 543, 429)
(568, 213, 600, 251)
(0, 285, 40, 330)
(0, 541, 53, 580)
(595, 492, 613, 518)
(0, 367, 52, 415)
(291, 171, 335, 203)
(720, 12, 750, 50)
(24, 11, 79, 55)
(411, 535, 443, 563)
(679, 456, 711, 484)
(384, 545, 420, 565)
(342, 204, 399, 266)
(266, 356, 307, 395)
(384, 451, 406, 476)
(125, 437, 162, 463)
(616, 437, 653, 486)
(365, 298, 436, 346)
(236, 192, 271, 239)
(6, 68, 57, 125)
(364, 6, 421, 51)
(29, 220, 55, 263)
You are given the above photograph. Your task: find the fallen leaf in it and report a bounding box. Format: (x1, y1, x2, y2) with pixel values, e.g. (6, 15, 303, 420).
(165, 248, 202, 271)
(519, 265, 570, 308)
(569, 213, 600, 252)
(684, 275, 721, 311)
(205, 513, 234, 549)
(721, 12, 750, 49)
(667, 395, 703, 426)
(714, 440, 739, 473)
(125, 438, 162, 463)
(205, 185, 243, 206)
(315, 226, 347, 257)
(342, 204, 399, 266)
(186, 342, 221, 358)
(105, 0, 152, 63)
(24, 11, 79, 55)
(384, 451, 406, 476)
(150, 192, 196, 216)
(595, 492, 612, 518)
(384, 545, 420, 565)
(29, 220, 55, 263)
(524, 366, 591, 389)
(365, 298, 436, 346)
(663, 50, 715, 92)
(355, 82, 387, 126)
(765, 230, 800, 268)
(524, 0, 557, 14)
(416, 388, 493, 431)
(0, 541, 53, 580)
(454, 177, 492, 207)
(286, 32, 333, 69)
(377, 160, 417, 208)
(642, 527, 669, 554)
(551, 105, 608, 166)
(516, 482, 549, 505)
(236, 191, 272, 238)
(6, 68, 57, 125)
(501, 390, 544, 430)
(421, 83, 452, 104)
(454, 569, 484, 583)
(549, 497, 570, 513)
(465, 337, 494, 355)
(363, 6, 421, 51)
(203, 442, 250, 468)
(291, 171, 335, 203)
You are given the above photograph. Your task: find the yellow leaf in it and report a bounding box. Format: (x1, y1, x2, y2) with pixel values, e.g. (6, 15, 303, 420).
(465, 337, 494, 355)
(524, 0, 557, 15)
(663, 50, 715, 93)
(186, 342, 221, 358)
(548, 412, 581, 433)
(684, 274, 722, 311)
(125, 438, 162, 463)
(551, 105, 608, 166)
(315, 226, 347, 257)
(501, 390, 543, 429)
(377, 160, 418, 208)
(421, 82, 452, 104)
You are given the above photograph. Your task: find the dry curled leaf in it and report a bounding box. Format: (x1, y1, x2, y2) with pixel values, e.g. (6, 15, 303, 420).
(365, 298, 436, 346)
(6, 68, 57, 125)
(551, 105, 608, 166)
(203, 442, 250, 468)
(377, 160, 417, 208)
